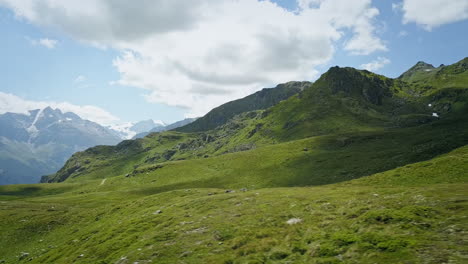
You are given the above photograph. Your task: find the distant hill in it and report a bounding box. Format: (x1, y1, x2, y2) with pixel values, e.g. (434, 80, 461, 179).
(0, 107, 121, 184)
(175, 81, 310, 132)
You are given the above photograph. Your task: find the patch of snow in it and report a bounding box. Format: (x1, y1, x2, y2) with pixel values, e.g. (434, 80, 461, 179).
(286, 218, 302, 225)
(26, 108, 45, 137)
(48, 114, 53, 118)
(424, 69, 433, 72)
(66, 118, 72, 121)
(428, 103, 432, 107)
(432, 113, 439, 117)
(30, 108, 44, 127)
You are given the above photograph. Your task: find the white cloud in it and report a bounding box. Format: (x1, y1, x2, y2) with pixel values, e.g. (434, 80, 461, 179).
(360, 57, 391, 72)
(74, 75, 86, 83)
(28, 37, 58, 49)
(0, 92, 119, 125)
(397, 0, 468, 30)
(1, 0, 387, 117)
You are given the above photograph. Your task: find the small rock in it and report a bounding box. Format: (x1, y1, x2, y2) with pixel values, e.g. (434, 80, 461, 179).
(303, 148, 309, 151)
(372, 193, 379, 197)
(225, 190, 234, 193)
(153, 210, 162, 215)
(78, 254, 84, 258)
(240, 188, 248, 192)
(286, 218, 302, 225)
(125, 173, 131, 178)
(180, 251, 192, 258)
(19, 252, 29, 260)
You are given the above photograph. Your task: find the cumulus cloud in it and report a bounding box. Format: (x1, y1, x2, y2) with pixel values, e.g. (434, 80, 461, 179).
(360, 57, 390, 72)
(28, 37, 58, 49)
(1, 0, 387, 117)
(0, 92, 119, 125)
(396, 0, 468, 30)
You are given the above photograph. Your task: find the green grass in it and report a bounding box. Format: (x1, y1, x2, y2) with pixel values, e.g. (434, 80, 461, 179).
(0, 174, 466, 263)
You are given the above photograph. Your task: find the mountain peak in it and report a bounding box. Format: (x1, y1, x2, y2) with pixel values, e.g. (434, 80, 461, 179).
(415, 61, 434, 67)
(313, 66, 391, 105)
(398, 60, 435, 80)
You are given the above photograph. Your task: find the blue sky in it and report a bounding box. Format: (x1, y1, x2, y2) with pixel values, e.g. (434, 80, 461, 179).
(0, 0, 467, 125)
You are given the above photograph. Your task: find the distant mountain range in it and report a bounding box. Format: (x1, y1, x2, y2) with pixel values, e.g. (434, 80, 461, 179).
(0, 107, 121, 184)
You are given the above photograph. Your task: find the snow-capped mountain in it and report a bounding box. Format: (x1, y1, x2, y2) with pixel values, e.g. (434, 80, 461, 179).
(107, 119, 165, 139)
(0, 107, 121, 185)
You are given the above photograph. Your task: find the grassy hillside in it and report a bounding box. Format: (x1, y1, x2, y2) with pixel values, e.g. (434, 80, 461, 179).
(44, 63, 468, 184)
(0, 144, 466, 263)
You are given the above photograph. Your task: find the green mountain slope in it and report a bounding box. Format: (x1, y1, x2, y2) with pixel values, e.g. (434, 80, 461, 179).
(176, 81, 310, 132)
(399, 57, 468, 94)
(44, 62, 468, 184)
(44, 113, 468, 190)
